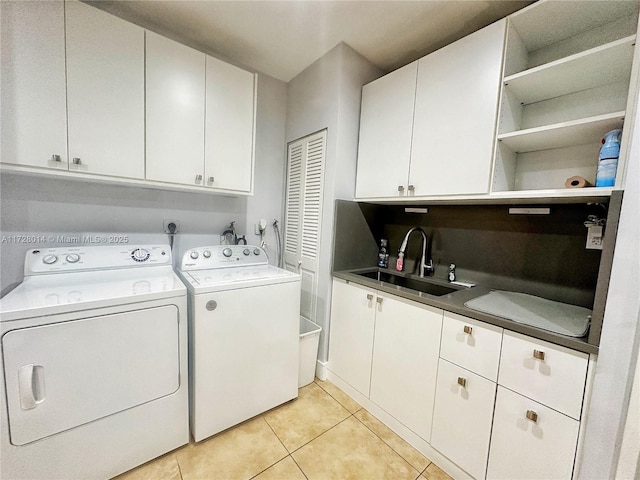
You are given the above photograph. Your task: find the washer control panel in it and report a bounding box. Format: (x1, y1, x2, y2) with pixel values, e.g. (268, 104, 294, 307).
(181, 245, 268, 271)
(25, 245, 171, 275)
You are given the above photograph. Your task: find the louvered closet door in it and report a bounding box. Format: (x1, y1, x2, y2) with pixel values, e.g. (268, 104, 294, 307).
(284, 130, 327, 324)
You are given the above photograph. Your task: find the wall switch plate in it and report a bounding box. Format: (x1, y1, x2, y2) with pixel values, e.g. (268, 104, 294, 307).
(586, 225, 603, 250)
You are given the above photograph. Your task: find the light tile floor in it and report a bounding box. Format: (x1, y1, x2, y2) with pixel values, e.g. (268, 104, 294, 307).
(114, 379, 453, 480)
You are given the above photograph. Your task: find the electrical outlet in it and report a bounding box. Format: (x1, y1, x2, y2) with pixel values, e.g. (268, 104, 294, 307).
(163, 220, 180, 234)
(586, 225, 603, 250)
(254, 219, 268, 235)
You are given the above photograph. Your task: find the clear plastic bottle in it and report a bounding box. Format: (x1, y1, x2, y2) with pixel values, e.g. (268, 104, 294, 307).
(377, 239, 389, 268)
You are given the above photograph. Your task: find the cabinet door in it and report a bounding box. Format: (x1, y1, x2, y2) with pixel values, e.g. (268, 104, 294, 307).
(146, 31, 205, 186)
(204, 56, 255, 192)
(1, 0, 67, 170)
(410, 20, 506, 195)
(66, 1, 144, 179)
(328, 280, 376, 396)
(355, 62, 417, 199)
(431, 359, 497, 480)
(487, 387, 580, 480)
(370, 294, 443, 440)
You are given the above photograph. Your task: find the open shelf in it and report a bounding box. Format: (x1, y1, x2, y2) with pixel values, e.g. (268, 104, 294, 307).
(495, 2, 632, 197)
(504, 36, 636, 105)
(497, 112, 625, 153)
(489, 187, 614, 201)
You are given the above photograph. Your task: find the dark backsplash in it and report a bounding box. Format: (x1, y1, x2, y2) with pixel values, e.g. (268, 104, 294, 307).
(332, 198, 618, 311)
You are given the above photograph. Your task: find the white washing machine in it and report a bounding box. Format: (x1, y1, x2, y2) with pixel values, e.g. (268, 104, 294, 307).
(0, 245, 189, 480)
(178, 245, 300, 442)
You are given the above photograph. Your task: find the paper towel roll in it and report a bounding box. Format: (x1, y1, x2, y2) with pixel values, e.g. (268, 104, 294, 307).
(565, 176, 593, 188)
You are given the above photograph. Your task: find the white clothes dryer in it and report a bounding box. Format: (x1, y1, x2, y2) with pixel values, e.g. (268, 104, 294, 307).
(178, 245, 300, 442)
(0, 245, 189, 480)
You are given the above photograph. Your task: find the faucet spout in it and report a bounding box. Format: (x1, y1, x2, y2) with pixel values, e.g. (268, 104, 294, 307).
(395, 227, 434, 277)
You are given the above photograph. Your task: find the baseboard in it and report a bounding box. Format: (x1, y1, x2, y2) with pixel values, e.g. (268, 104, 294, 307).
(315, 360, 328, 381)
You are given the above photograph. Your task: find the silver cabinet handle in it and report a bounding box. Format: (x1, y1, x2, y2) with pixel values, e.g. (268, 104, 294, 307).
(366, 294, 374, 301)
(72, 157, 81, 165)
(457, 377, 467, 388)
(408, 185, 415, 193)
(463, 325, 473, 335)
(195, 174, 203, 184)
(51, 154, 62, 163)
(376, 297, 383, 305)
(397, 185, 405, 194)
(208, 176, 214, 186)
(526, 410, 538, 423)
(533, 349, 545, 361)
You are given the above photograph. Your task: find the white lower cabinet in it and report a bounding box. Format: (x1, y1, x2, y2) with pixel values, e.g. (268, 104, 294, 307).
(328, 282, 591, 480)
(328, 279, 443, 440)
(498, 331, 589, 420)
(328, 280, 376, 396)
(431, 359, 497, 480)
(486, 387, 580, 480)
(370, 294, 442, 440)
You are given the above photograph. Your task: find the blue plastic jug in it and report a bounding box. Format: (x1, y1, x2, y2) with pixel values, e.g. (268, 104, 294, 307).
(595, 129, 622, 187)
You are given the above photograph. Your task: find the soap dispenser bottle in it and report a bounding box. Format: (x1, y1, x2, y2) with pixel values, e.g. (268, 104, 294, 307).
(377, 239, 389, 268)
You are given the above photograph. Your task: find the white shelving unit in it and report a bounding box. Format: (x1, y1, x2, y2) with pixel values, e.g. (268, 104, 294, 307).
(493, 0, 639, 195)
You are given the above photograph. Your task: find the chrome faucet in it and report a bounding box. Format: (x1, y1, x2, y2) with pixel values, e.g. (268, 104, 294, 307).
(395, 227, 434, 277)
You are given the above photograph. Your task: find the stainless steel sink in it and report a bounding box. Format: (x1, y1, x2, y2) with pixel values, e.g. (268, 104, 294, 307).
(357, 270, 461, 297)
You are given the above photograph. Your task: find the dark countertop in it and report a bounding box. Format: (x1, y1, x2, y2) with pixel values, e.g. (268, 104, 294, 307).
(333, 268, 599, 355)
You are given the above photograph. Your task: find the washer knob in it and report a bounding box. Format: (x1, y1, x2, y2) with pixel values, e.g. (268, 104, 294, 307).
(131, 248, 150, 262)
(222, 248, 233, 258)
(190, 251, 199, 260)
(42, 254, 58, 265)
(243, 248, 250, 256)
(203, 250, 211, 258)
(253, 248, 260, 255)
(66, 254, 80, 263)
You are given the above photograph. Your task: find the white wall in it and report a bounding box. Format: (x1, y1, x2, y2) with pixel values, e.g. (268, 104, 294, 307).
(0, 72, 288, 293)
(285, 42, 383, 361)
(576, 51, 640, 479)
(244, 73, 288, 265)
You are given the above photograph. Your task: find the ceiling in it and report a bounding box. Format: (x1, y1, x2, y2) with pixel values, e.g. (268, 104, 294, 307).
(91, 0, 534, 83)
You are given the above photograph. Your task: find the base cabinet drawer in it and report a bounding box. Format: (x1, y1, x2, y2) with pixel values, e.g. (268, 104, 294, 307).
(440, 312, 503, 381)
(486, 387, 580, 480)
(431, 359, 496, 480)
(498, 331, 588, 419)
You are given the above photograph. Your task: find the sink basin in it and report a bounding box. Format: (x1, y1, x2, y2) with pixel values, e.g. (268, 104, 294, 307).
(357, 271, 460, 297)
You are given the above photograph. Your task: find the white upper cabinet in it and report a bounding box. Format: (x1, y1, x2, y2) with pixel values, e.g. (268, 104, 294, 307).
(355, 62, 418, 198)
(355, 20, 505, 199)
(145, 32, 206, 186)
(66, 1, 144, 179)
(409, 19, 506, 196)
(1, 0, 67, 170)
(205, 56, 256, 193)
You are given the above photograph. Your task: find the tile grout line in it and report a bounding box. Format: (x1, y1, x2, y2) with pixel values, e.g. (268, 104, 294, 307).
(314, 379, 437, 478)
(350, 411, 426, 478)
